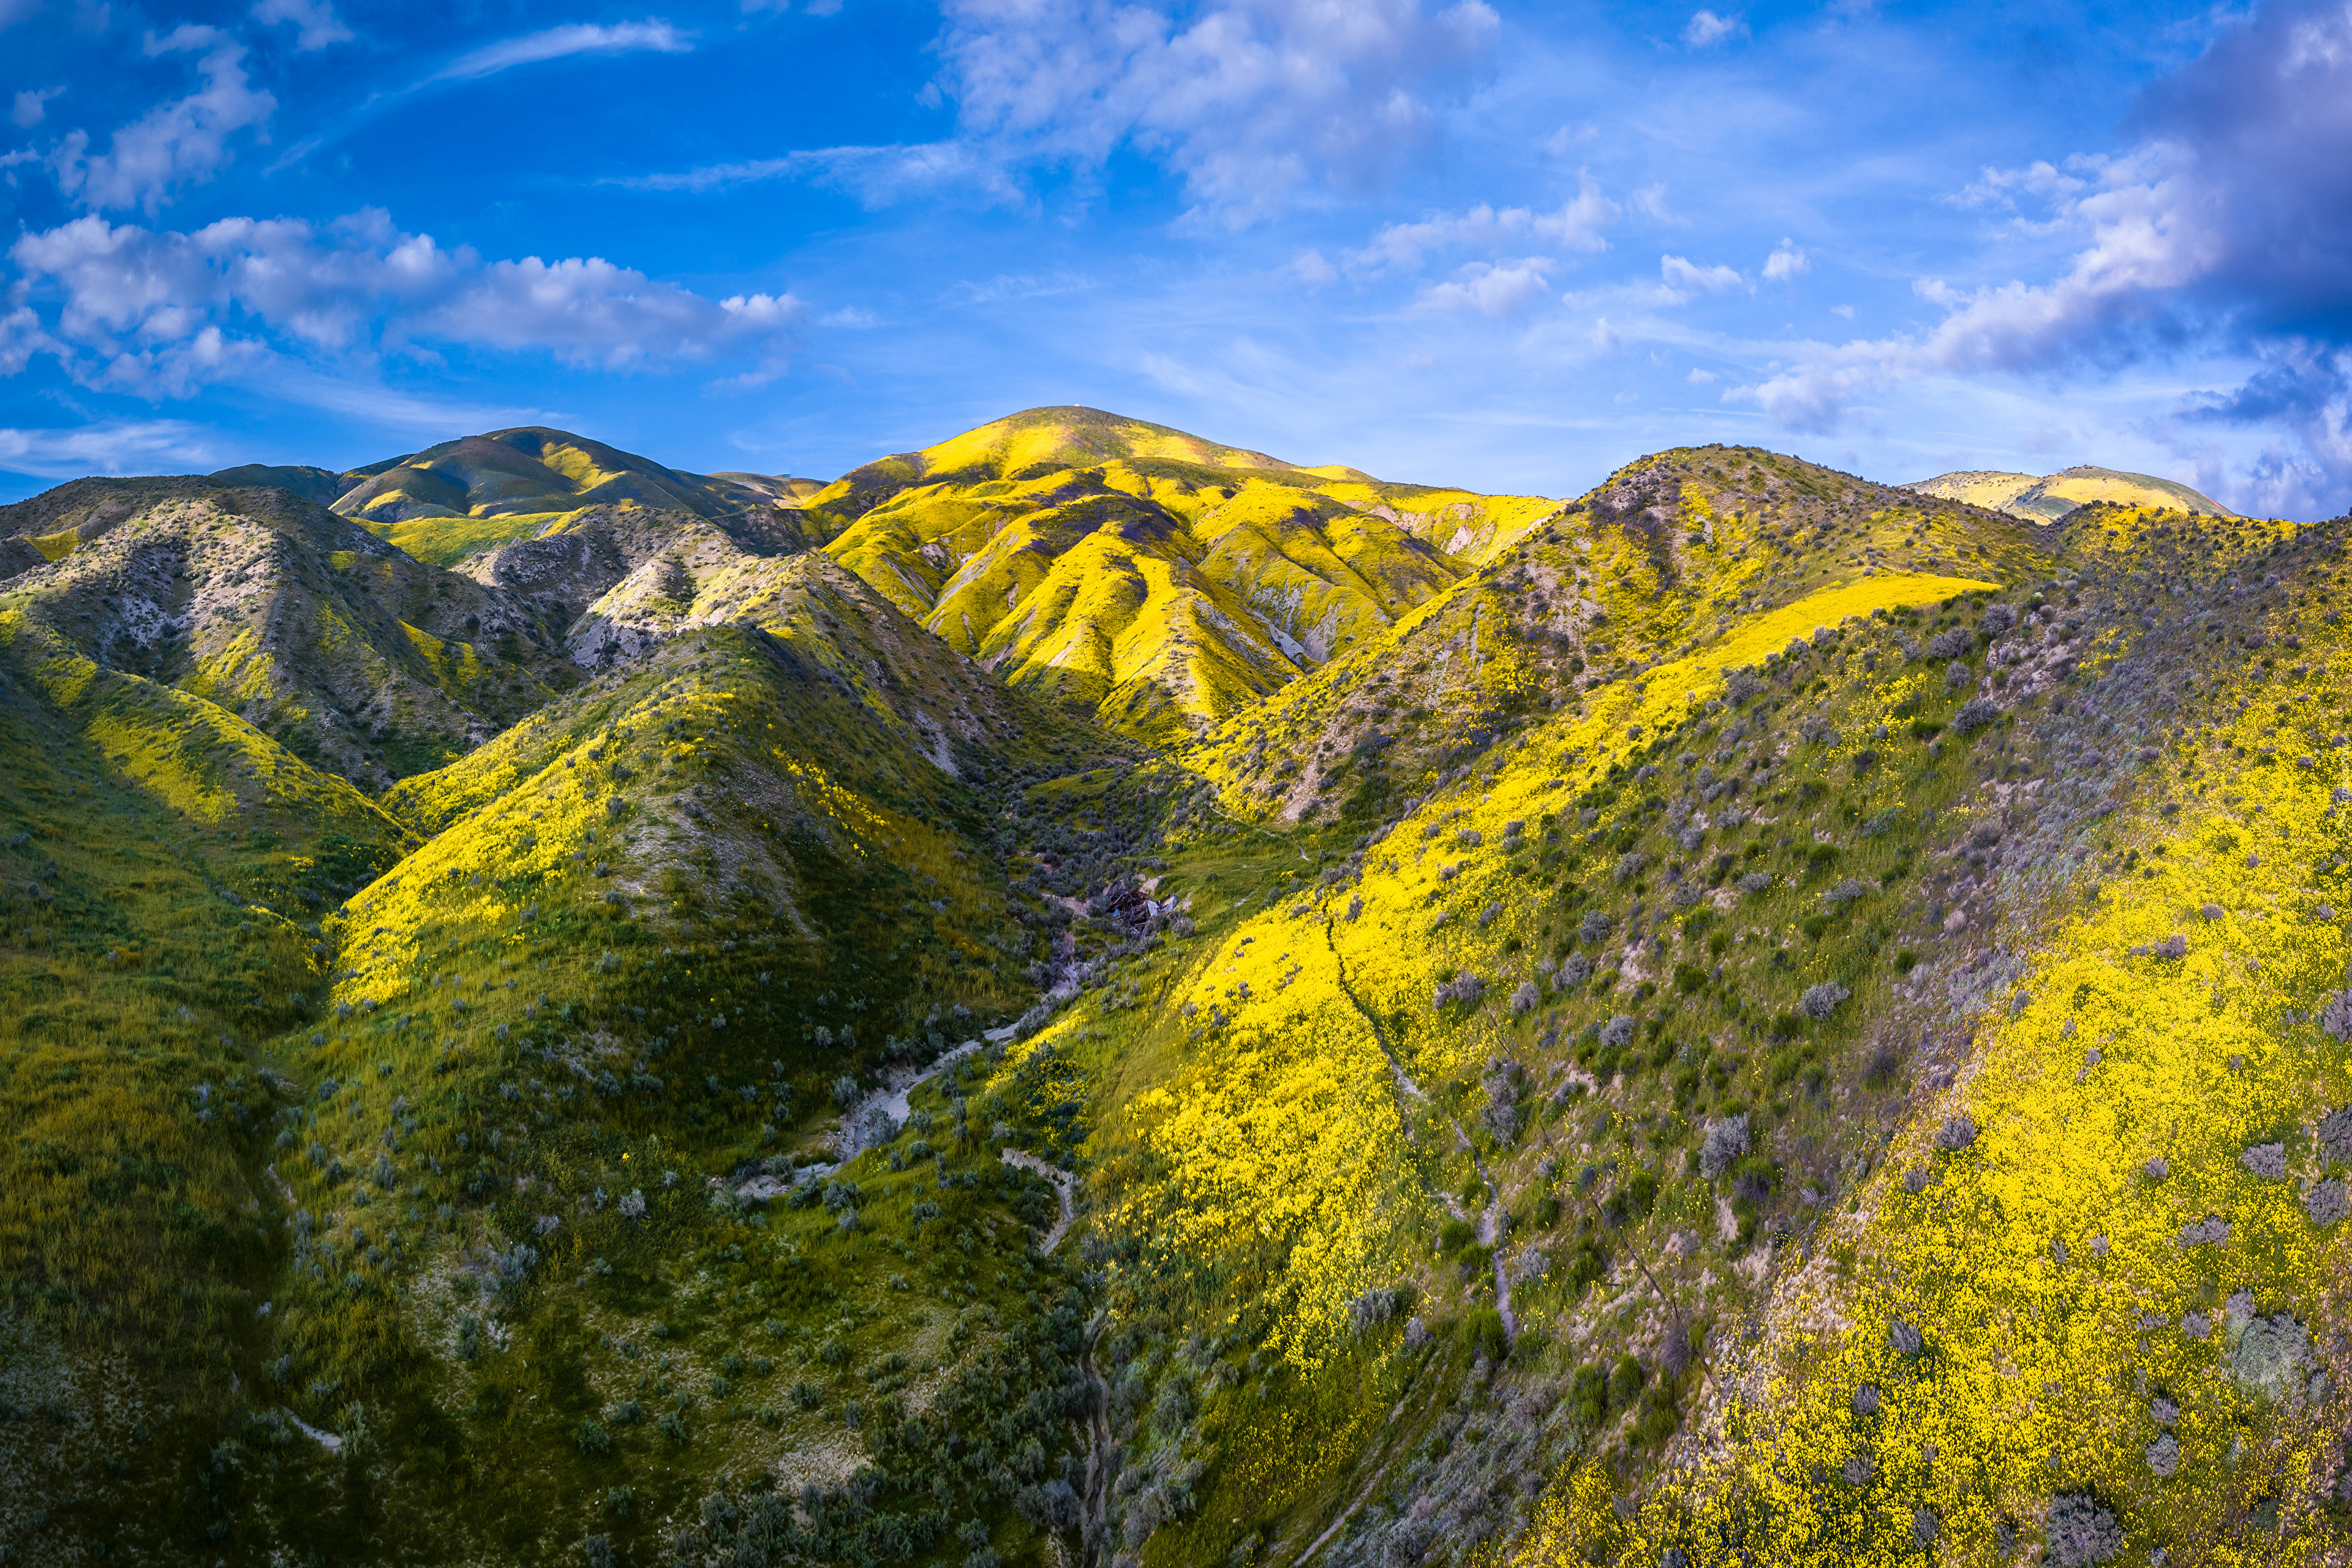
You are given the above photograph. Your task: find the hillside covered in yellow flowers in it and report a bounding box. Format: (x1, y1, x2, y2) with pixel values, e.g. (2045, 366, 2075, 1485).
(0, 415, 2345, 1568)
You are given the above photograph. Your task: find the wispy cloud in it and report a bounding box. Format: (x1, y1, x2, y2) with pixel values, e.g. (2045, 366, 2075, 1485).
(432, 20, 693, 84)
(1344, 176, 1619, 274)
(933, 0, 1501, 223)
(617, 141, 1023, 208)
(50, 28, 275, 213)
(1683, 9, 1746, 47)
(252, 0, 352, 51)
(1660, 254, 1744, 298)
(0, 418, 222, 477)
(943, 272, 1096, 306)
(12, 86, 64, 129)
(254, 366, 561, 434)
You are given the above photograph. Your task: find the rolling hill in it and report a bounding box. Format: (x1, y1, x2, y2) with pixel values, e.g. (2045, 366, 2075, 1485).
(1183, 444, 2051, 827)
(2, 410, 2346, 1568)
(1906, 464, 2236, 522)
(183, 429, 817, 570)
(815, 407, 1559, 740)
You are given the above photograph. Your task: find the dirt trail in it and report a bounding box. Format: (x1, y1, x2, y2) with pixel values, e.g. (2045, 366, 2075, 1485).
(1320, 921, 1429, 1131)
(1076, 1311, 1114, 1567)
(1322, 919, 1514, 1337)
(1000, 1148, 1079, 1253)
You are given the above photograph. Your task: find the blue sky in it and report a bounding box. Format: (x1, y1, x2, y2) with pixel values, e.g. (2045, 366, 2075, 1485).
(3, 0, 2349, 514)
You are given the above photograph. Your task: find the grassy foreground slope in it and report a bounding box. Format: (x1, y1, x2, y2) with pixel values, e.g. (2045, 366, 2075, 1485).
(0, 576, 1117, 1563)
(815, 407, 1556, 740)
(967, 454, 2350, 1568)
(252, 623, 1077, 1562)
(0, 554, 426, 1562)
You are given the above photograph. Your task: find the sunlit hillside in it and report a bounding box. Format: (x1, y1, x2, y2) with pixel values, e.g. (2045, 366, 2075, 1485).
(1908, 465, 2236, 524)
(1, 416, 2344, 1568)
(1184, 446, 2051, 826)
(816, 407, 1558, 740)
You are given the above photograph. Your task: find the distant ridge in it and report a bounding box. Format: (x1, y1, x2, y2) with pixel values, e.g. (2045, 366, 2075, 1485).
(1904, 463, 2235, 522)
(196, 428, 817, 567)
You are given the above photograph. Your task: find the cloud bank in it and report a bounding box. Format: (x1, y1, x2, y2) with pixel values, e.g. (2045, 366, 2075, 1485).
(1731, 0, 2352, 514)
(4, 209, 805, 399)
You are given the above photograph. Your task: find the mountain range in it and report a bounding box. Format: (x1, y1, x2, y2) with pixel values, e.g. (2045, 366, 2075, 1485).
(1, 410, 2345, 1568)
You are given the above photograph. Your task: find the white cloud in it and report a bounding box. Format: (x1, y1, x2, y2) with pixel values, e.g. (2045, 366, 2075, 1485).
(50, 28, 276, 213)
(411, 255, 797, 370)
(434, 20, 694, 84)
(619, 140, 1025, 208)
(1416, 258, 1553, 318)
(1628, 183, 1678, 224)
(933, 0, 1500, 222)
(1287, 249, 1339, 287)
(1348, 176, 1617, 273)
(1732, 143, 2225, 432)
(1591, 317, 1620, 353)
(0, 418, 223, 478)
(1659, 254, 1744, 299)
(941, 271, 1098, 304)
(1683, 9, 1745, 47)
(12, 86, 63, 129)
(252, 0, 352, 50)
(1830, 303, 1855, 318)
(0, 305, 55, 375)
(1762, 238, 1809, 282)
(4, 210, 807, 397)
(1687, 366, 1717, 384)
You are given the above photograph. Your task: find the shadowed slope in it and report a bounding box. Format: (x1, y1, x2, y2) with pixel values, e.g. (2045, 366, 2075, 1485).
(0, 480, 579, 786)
(328, 428, 815, 567)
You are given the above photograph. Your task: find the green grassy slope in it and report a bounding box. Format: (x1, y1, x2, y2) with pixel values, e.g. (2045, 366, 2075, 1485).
(0, 603, 419, 1562)
(966, 460, 2349, 1568)
(1, 598, 1115, 1563)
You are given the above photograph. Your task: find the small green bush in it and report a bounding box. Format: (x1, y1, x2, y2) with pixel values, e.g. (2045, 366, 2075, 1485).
(1608, 1355, 1646, 1407)
(1466, 1307, 1508, 1362)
